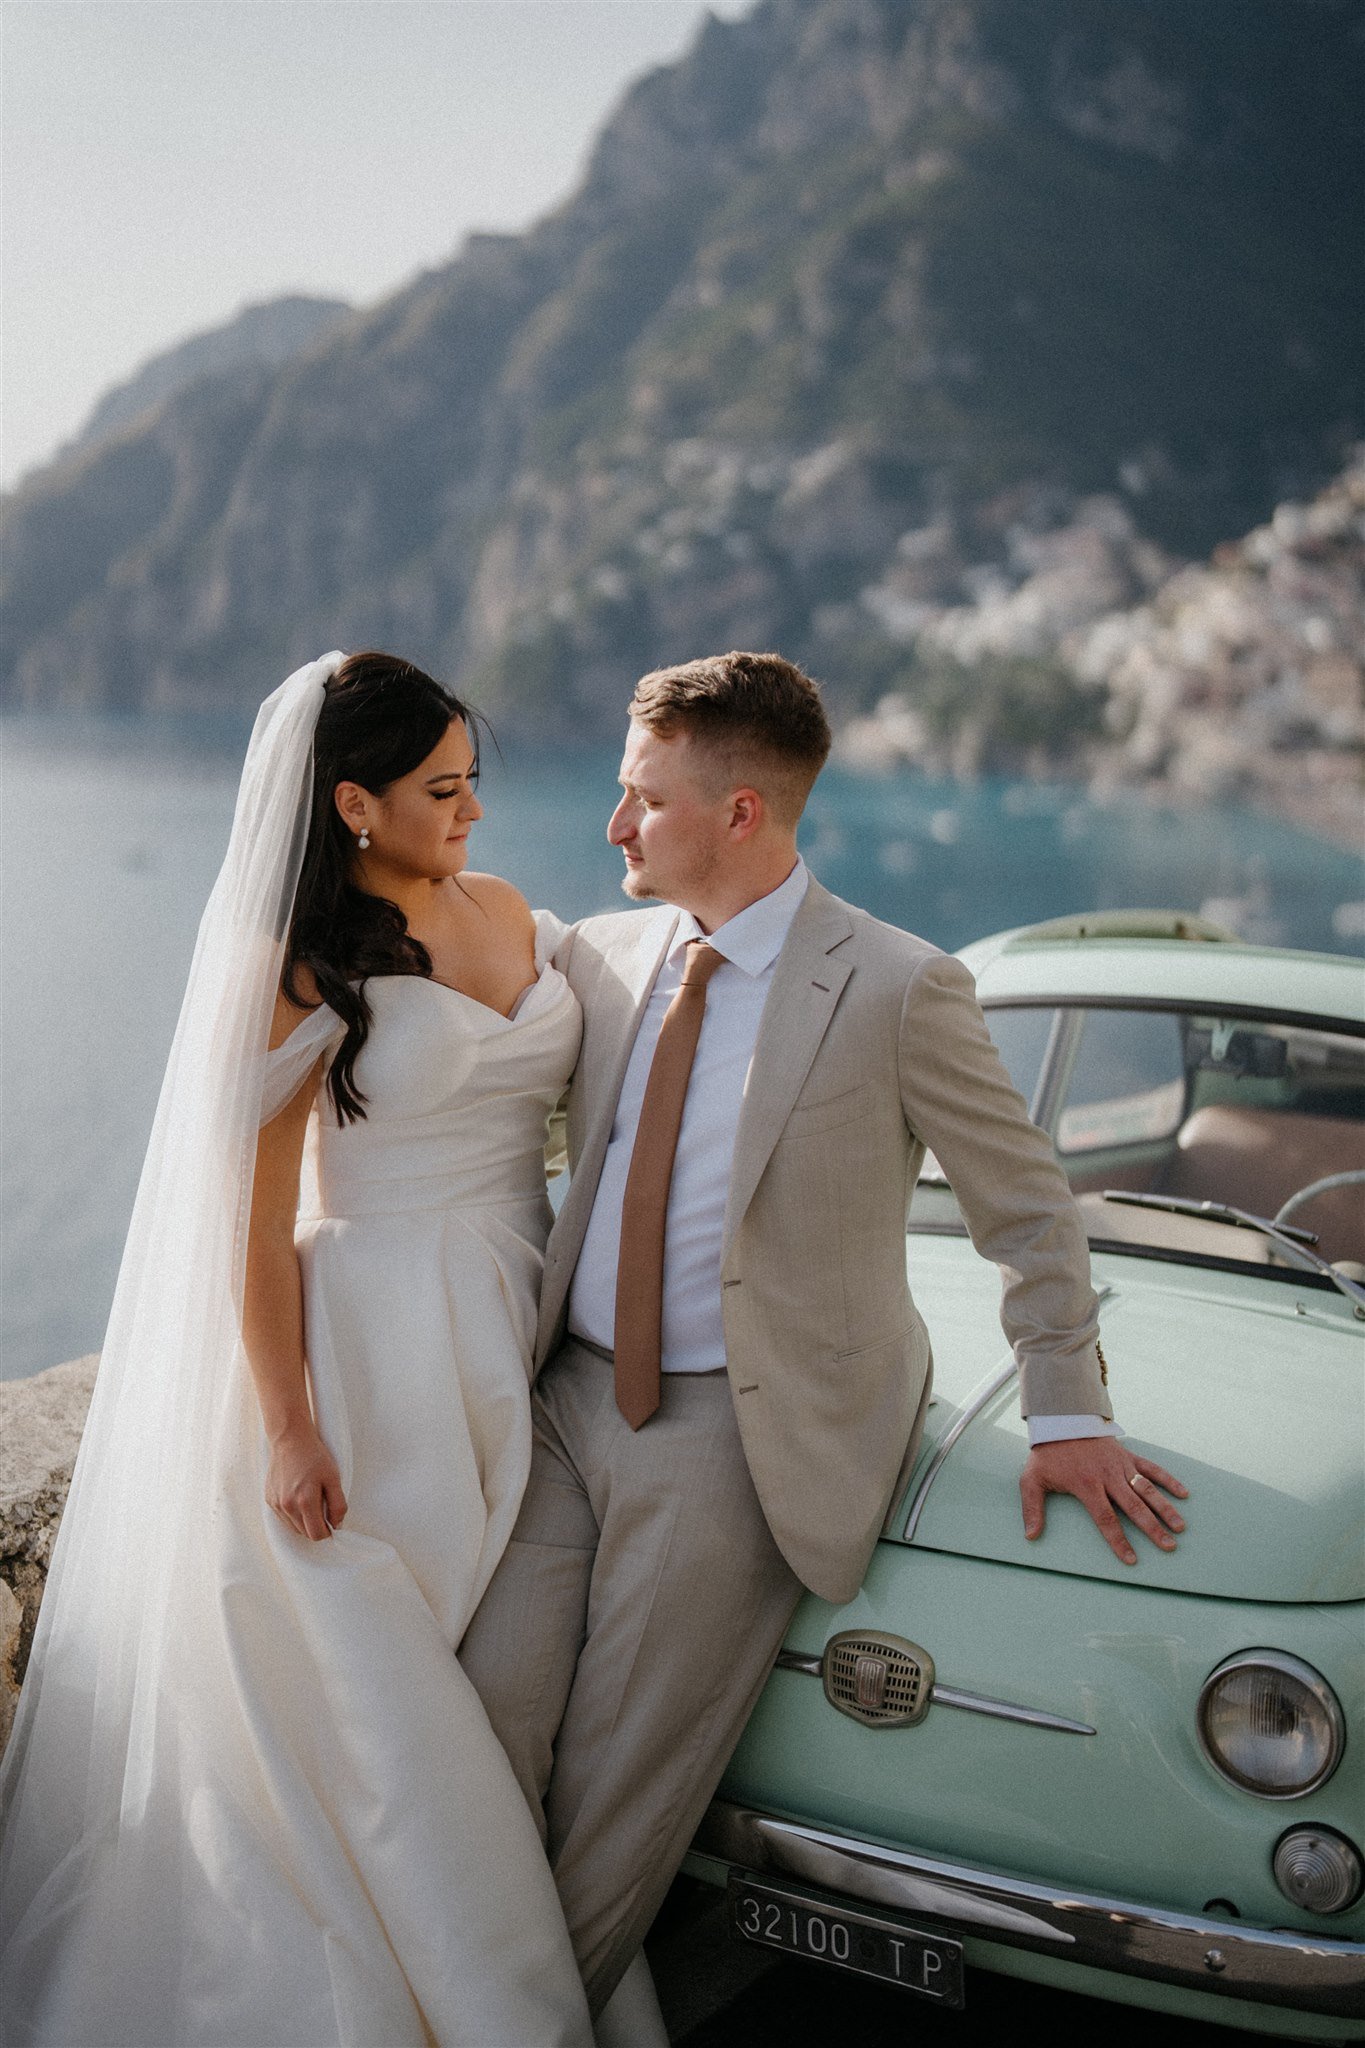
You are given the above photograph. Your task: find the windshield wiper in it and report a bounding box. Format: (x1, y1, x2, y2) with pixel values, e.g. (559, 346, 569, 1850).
(1100, 1191, 1365, 1312)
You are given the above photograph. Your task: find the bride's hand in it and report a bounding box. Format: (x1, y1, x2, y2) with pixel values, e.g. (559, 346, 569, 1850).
(266, 1423, 349, 1541)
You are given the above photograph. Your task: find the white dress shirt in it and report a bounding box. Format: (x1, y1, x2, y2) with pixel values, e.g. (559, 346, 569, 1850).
(568, 859, 1114, 1442)
(570, 858, 810, 1373)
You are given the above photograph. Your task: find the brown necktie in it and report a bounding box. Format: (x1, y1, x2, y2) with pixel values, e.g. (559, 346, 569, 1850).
(614, 940, 724, 1428)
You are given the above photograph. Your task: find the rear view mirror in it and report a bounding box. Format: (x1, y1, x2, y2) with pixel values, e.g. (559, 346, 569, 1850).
(1187, 1026, 1289, 1079)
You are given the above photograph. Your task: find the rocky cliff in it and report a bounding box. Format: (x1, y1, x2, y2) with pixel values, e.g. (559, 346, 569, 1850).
(3, 0, 1361, 782)
(57, 296, 354, 472)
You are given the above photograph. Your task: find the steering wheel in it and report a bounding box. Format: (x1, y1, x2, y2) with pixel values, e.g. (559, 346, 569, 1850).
(1275, 1169, 1365, 1228)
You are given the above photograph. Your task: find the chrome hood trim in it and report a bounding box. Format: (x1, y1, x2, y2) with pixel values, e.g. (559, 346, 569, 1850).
(902, 1283, 1116, 1544)
(901, 1358, 1020, 1542)
(773, 1649, 1095, 1736)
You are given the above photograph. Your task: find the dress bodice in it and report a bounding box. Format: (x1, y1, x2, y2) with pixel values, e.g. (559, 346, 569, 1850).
(316, 970, 577, 1218)
(262, 916, 580, 1222)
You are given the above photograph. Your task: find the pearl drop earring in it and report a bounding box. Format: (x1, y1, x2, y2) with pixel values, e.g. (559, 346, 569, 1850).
(358, 827, 371, 851)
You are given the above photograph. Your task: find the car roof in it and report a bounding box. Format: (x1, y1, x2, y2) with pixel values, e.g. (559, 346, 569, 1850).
(959, 911, 1365, 1026)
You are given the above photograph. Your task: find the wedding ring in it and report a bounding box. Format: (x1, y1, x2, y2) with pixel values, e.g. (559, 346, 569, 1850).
(1129, 1471, 1144, 1490)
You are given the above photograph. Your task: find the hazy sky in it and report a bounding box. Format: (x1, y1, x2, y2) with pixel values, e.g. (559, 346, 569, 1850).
(2, 0, 752, 488)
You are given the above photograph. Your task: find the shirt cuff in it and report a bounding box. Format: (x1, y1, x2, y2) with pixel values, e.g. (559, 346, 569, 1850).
(1026, 1413, 1124, 1447)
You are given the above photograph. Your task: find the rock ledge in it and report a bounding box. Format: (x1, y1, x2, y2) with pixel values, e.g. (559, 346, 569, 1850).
(0, 1355, 98, 1751)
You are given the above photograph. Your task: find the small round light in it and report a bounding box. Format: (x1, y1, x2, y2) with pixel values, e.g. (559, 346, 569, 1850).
(1273, 1827, 1364, 1915)
(1196, 1652, 1344, 1798)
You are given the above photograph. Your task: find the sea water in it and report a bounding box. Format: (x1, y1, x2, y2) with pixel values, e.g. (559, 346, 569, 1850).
(2, 714, 1359, 1379)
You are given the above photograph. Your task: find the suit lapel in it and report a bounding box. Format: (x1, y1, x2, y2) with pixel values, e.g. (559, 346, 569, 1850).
(722, 878, 854, 1258)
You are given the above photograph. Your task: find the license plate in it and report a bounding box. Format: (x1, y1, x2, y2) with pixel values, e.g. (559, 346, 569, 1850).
(727, 1872, 965, 2007)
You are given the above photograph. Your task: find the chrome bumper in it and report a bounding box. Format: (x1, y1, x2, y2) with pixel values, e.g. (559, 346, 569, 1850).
(692, 1801, 1365, 2019)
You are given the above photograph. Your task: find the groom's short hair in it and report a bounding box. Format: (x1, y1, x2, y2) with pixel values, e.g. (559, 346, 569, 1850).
(629, 651, 832, 825)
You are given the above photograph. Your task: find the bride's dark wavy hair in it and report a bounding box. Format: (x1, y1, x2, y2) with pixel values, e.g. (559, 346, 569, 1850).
(284, 650, 477, 1124)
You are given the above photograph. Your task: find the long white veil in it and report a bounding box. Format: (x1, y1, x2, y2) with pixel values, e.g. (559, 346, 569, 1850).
(0, 653, 343, 2011)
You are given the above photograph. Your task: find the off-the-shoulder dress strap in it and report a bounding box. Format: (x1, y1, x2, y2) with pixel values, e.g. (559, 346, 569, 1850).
(533, 907, 571, 972)
(260, 1004, 346, 1126)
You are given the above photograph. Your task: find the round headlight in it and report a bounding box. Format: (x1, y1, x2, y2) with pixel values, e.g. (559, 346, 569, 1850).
(1196, 1652, 1344, 1798)
(1273, 1827, 1364, 1915)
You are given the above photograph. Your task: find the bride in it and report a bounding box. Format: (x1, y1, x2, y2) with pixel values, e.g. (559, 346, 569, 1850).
(0, 652, 663, 2047)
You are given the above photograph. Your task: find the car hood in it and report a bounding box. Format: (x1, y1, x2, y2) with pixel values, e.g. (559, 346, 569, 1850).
(894, 1241, 1364, 1603)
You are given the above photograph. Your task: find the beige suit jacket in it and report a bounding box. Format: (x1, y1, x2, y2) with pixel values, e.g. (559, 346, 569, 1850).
(537, 875, 1109, 1604)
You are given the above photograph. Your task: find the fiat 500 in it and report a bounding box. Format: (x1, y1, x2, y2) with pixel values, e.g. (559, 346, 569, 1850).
(685, 911, 1364, 2039)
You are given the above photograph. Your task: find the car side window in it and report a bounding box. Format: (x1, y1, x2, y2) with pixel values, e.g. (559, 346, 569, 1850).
(1056, 1008, 1186, 1154)
(983, 1007, 1055, 1121)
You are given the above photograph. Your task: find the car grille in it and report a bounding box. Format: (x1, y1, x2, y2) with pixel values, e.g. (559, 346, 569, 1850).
(823, 1631, 935, 1728)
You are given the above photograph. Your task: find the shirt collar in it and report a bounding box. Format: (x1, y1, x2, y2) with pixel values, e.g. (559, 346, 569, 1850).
(668, 857, 810, 979)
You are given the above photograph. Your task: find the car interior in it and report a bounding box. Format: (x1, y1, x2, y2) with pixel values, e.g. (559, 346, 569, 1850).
(926, 1004, 1365, 1276)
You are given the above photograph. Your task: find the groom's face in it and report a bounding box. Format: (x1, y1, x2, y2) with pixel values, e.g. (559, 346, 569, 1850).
(608, 720, 729, 909)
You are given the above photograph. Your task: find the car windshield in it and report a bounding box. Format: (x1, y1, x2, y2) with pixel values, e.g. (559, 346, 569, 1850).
(913, 1002, 1365, 1280)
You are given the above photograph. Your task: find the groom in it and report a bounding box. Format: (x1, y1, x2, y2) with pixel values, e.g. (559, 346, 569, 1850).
(462, 651, 1186, 2016)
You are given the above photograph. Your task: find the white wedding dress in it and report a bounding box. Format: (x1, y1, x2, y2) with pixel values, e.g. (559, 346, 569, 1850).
(0, 921, 595, 2048)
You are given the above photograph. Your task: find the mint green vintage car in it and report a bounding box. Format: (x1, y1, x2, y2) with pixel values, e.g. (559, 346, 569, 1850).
(686, 913, 1364, 2040)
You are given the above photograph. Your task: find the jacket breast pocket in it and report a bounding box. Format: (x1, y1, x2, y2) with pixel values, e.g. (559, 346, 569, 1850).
(780, 1081, 874, 1139)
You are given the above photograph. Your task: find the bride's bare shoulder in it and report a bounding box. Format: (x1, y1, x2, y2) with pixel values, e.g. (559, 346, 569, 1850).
(269, 963, 323, 1050)
(460, 871, 535, 942)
